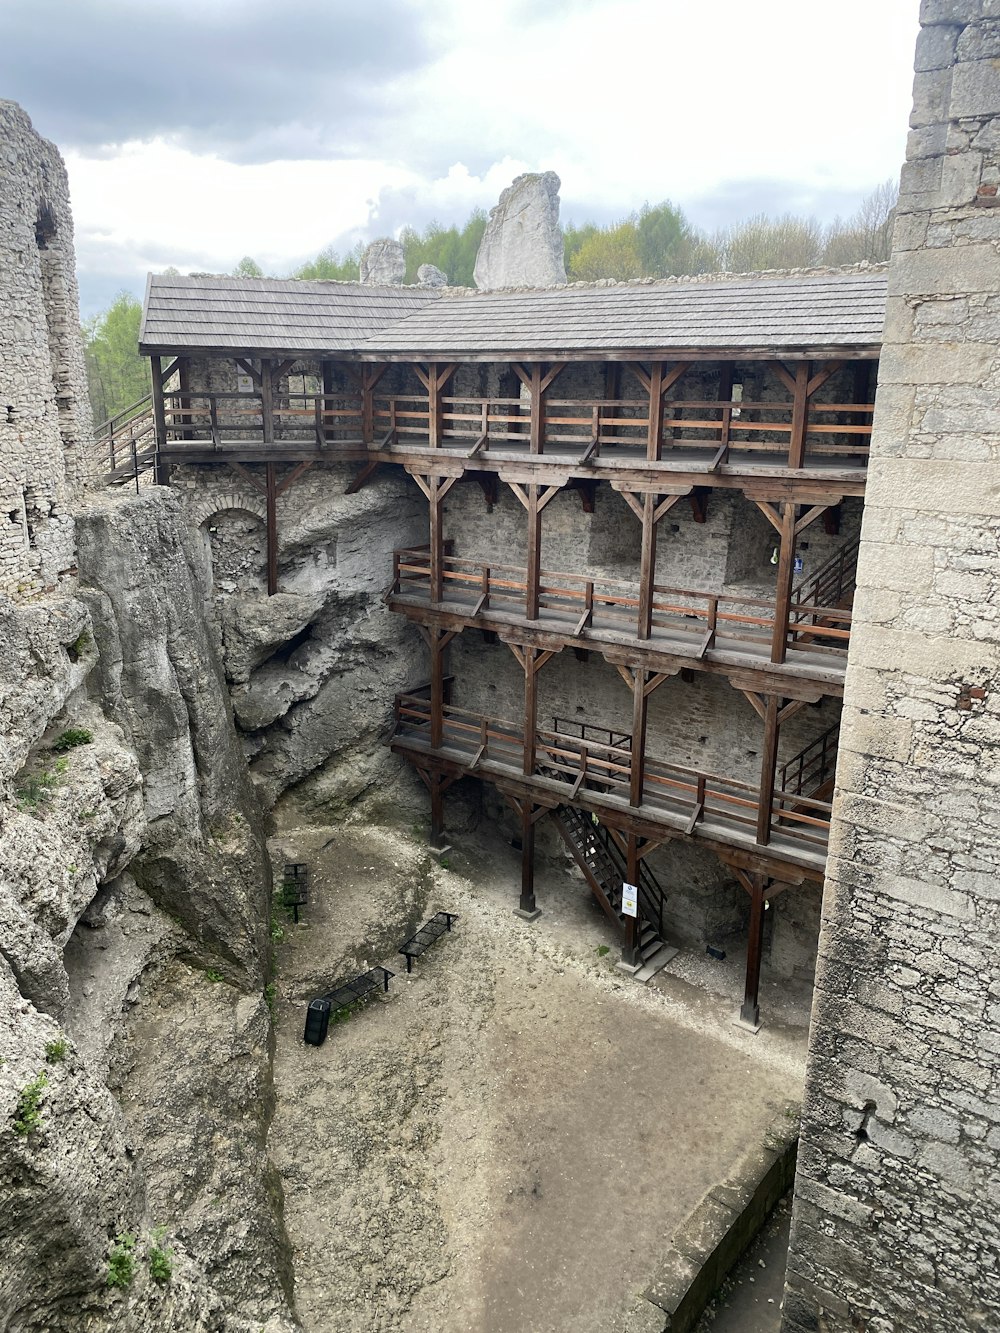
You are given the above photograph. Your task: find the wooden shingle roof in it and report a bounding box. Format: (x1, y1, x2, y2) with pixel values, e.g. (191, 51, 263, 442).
(139, 269, 887, 360)
(357, 272, 887, 360)
(139, 273, 443, 356)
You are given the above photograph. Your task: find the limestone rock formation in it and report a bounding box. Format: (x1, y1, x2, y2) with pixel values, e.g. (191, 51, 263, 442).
(0, 491, 298, 1331)
(473, 171, 567, 291)
(417, 263, 448, 288)
(359, 238, 405, 286)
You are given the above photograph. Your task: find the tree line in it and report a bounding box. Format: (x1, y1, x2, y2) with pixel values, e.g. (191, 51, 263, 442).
(84, 181, 895, 425)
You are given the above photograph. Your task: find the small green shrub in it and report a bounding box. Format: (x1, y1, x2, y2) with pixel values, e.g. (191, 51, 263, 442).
(16, 768, 61, 809)
(264, 981, 277, 1018)
(52, 727, 93, 753)
(205, 969, 224, 983)
(44, 1038, 69, 1063)
(107, 1233, 137, 1289)
(148, 1227, 173, 1285)
(68, 629, 91, 661)
(11, 1072, 48, 1136)
(270, 904, 286, 945)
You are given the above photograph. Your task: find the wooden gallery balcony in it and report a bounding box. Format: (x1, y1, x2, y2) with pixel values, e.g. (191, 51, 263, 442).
(386, 544, 854, 690)
(390, 694, 832, 882)
(155, 379, 874, 486)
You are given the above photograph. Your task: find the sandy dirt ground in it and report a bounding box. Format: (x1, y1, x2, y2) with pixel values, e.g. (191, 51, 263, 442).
(267, 818, 809, 1333)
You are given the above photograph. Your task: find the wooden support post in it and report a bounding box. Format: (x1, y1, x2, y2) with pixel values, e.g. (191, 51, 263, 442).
(647, 361, 664, 461)
(741, 873, 767, 1027)
(631, 672, 649, 808)
(509, 645, 555, 777)
(265, 462, 278, 595)
(788, 361, 810, 469)
(430, 774, 446, 849)
(756, 694, 781, 845)
(513, 362, 563, 457)
(526, 484, 542, 618)
(638, 492, 657, 640)
(151, 355, 170, 485)
(260, 358, 275, 445)
(616, 665, 670, 808)
(771, 501, 797, 664)
(622, 833, 642, 967)
(520, 803, 538, 915)
(508, 481, 560, 619)
(177, 357, 192, 442)
(618, 489, 684, 639)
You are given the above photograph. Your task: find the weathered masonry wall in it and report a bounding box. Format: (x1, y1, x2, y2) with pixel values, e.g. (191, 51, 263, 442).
(0, 101, 93, 597)
(783, 4, 1000, 1330)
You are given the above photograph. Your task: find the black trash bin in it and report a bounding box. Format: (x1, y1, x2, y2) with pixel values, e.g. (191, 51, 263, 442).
(303, 998, 331, 1046)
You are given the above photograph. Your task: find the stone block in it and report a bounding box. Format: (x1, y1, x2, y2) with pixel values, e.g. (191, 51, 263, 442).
(866, 458, 1000, 517)
(889, 243, 1000, 298)
(920, 0, 981, 22)
(950, 57, 1000, 118)
(915, 22, 962, 69)
(855, 539, 934, 591)
(909, 66, 956, 128)
(881, 872, 975, 921)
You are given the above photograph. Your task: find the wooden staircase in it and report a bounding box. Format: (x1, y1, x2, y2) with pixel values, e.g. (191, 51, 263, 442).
(551, 804, 674, 977)
(91, 394, 157, 488)
(791, 537, 860, 644)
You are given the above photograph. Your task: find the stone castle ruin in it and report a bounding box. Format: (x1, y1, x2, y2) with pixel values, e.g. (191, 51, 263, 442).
(0, 3, 998, 1330)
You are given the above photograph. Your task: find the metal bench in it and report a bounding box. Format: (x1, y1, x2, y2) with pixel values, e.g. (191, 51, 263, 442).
(398, 911, 459, 973)
(303, 965, 394, 1046)
(281, 862, 309, 923)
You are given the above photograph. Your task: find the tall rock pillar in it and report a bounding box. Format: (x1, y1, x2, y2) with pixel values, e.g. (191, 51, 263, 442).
(783, 4, 1000, 1330)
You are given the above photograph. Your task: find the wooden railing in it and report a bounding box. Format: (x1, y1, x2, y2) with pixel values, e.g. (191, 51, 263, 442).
(792, 536, 861, 624)
(159, 390, 365, 448)
(393, 694, 832, 853)
(372, 392, 873, 468)
(778, 723, 840, 797)
(148, 387, 872, 471)
(92, 394, 156, 485)
(388, 548, 852, 657)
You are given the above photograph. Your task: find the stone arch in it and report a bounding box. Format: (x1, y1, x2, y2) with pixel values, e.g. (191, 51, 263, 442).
(190, 491, 267, 528)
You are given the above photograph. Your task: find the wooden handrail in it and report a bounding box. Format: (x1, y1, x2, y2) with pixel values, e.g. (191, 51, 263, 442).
(392, 547, 852, 653)
(393, 694, 832, 850)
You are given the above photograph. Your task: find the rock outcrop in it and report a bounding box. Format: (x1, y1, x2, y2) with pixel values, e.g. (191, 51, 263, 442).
(359, 238, 406, 286)
(417, 263, 448, 288)
(0, 491, 298, 1331)
(473, 171, 567, 291)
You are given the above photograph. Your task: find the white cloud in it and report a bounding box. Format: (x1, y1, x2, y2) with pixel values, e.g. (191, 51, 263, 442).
(62, 0, 921, 311)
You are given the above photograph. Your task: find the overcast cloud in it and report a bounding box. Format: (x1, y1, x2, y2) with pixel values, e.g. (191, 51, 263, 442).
(0, 0, 922, 315)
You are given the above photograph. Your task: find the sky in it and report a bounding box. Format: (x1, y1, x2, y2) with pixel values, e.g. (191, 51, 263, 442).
(2, 0, 922, 317)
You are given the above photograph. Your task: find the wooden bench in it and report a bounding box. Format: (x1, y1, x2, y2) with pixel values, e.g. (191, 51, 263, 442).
(303, 965, 394, 1046)
(398, 911, 459, 973)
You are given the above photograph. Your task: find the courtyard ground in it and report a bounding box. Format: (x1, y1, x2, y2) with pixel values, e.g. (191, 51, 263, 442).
(267, 817, 810, 1333)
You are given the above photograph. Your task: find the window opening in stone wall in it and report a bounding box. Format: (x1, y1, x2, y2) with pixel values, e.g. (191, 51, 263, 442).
(35, 202, 57, 249)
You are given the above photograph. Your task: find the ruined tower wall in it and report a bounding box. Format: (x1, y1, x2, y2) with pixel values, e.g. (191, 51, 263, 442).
(783, 3, 1000, 1329)
(0, 100, 94, 597)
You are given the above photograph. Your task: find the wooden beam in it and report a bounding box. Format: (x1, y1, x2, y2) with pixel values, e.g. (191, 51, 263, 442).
(265, 461, 278, 595)
(771, 501, 797, 664)
(260, 358, 275, 445)
(150, 355, 170, 486)
(741, 873, 767, 1026)
(788, 361, 810, 469)
(647, 361, 664, 461)
(756, 694, 780, 845)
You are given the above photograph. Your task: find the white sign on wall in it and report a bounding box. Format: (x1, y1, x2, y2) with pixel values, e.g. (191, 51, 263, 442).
(622, 882, 638, 917)
(237, 373, 255, 394)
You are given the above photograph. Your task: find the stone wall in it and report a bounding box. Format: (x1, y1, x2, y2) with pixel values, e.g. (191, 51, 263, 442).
(0, 101, 94, 598)
(783, 4, 1000, 1329)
